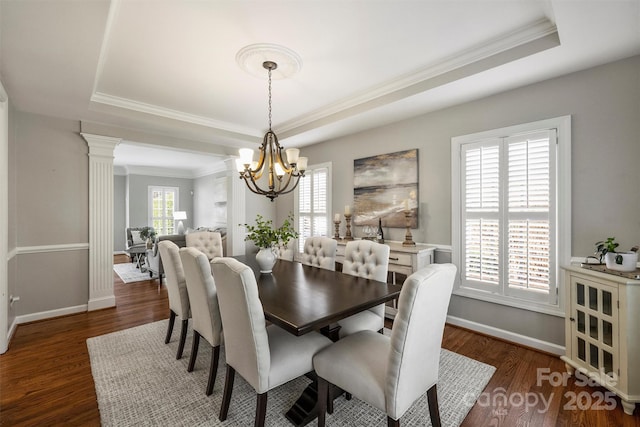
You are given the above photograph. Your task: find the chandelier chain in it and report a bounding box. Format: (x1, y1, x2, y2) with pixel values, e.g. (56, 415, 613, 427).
(268, 66, 272, 131)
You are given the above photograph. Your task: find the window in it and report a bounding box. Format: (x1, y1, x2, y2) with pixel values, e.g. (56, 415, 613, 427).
(148, 186, 178, 235)
(452, 116, 571, 315)
(295, 162, 332, 253)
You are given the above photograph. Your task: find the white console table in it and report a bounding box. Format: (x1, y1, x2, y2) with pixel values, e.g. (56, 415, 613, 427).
(335, 239, 436, 318)
(561, 264, 640, 415)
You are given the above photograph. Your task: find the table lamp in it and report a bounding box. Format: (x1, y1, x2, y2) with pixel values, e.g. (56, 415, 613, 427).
(174, 211, 187, 234)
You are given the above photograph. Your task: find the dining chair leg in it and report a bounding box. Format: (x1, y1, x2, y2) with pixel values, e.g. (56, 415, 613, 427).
(427, 384, 442, 427)
(187, 331, 201, 372)
(317, 377, 328, 427)
(387, 416, 400, 427)
(165, 311, 176, 344)
(219, 365, 236, 421)
(206, 345, 220, 396)
(176, 319, 188, 360)
(255, 392, 268, 427)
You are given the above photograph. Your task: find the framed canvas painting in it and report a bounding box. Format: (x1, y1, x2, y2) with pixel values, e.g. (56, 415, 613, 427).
(353, 149, 418, 228)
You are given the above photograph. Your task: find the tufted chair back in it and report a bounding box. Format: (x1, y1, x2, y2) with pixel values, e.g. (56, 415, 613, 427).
(300, 236, 337, 271)
(386, 263, 457, 420)
(337, 240, 390, 337)
(186, 231, 223, 261)
(342, 240, 390, 282)
(275, 240, 295, 262)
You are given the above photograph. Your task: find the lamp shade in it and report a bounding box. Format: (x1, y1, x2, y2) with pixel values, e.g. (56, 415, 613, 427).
(173, 211, 187, 220)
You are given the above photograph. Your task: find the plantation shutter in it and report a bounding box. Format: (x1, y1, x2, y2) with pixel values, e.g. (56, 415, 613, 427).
(461, 140, 501, 293)
(460, 130, 557, 304)
(296, 164, 330, 252)
(506, 130, 556, 303)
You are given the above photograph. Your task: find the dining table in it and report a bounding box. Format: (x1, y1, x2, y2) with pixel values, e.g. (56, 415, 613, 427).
(232, 255, 403, 426)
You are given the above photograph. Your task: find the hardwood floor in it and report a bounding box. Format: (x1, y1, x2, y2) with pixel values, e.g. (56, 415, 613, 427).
(1, 254, 638, 426)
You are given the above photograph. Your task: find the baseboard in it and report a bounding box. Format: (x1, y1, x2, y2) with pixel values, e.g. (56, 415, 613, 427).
(15, 304, 87, 325)
(446, 315, 565, 356)
(1, 318, 19, 354)
(88, 296, 116, 311)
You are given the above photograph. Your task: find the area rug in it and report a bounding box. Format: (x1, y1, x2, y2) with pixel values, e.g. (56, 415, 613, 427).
(113, 262, 152, 284)
(87, 320, 495, 426)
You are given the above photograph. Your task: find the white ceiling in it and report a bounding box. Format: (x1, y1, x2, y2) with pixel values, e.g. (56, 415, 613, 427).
(1, 0, 639, 173)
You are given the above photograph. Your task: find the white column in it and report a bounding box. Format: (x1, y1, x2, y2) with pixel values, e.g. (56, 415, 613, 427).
(224, 158, 246, 256)
(82, 133, 120, 311)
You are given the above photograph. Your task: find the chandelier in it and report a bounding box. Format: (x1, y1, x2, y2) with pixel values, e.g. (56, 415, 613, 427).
(236, 60, 307, 201)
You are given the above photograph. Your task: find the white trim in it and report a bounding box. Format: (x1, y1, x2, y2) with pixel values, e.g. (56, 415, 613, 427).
(7, 248, 17, 261)
(447, 315, 565, 356)
(88, 295, 116, 312)
(15, 304, 88, 325)
(91, 92, 259, 138)
(452, 287, 565, 317)
(0, 78, 8, 354)
(15, 243, 90, 255)
(8, 317, 17, 347)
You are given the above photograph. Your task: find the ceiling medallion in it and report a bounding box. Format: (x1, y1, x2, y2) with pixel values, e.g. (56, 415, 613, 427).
(236, 43, 302, 80)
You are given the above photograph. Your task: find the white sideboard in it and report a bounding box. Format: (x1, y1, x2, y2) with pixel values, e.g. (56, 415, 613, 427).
(561, 264, 640, 415)
(335, 239, 436, 318)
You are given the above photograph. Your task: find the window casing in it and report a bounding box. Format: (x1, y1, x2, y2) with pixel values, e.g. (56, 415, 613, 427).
(148, 186, 178, 235)
(294, 162, 332, 253)
(452, 116, 571, 316)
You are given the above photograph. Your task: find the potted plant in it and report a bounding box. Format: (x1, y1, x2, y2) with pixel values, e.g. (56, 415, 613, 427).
(139, 226, 157, 249)
(595, 237, 638, 272)
(242, 213, 298, 273)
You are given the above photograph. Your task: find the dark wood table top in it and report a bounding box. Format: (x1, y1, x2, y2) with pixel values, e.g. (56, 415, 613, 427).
(232, 255, 402, 336)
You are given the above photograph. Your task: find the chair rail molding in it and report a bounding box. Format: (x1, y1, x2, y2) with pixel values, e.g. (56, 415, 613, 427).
(82, 133, 121, 311)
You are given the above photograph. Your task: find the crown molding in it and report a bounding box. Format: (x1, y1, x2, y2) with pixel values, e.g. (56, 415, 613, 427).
(90, 92, 261, 138)
(277, 18, 559, 135)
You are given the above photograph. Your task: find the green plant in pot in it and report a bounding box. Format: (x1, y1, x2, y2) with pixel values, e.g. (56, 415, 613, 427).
(139, 226, 157, 249)
(242, 213, 298, 273)
(594, 237, 638, 272)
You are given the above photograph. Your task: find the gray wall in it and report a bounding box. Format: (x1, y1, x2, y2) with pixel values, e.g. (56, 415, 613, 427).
(280, 55, 640, 346)
(7, 102, 17, 328)
(10, 111, 89, 316)
(113, 174, 126, 252)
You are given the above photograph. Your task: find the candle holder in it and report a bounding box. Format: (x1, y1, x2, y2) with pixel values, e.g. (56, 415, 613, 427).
(344, 214, 354, 240)
(333, 219, 341, 240)
(402, 210, 415, 246)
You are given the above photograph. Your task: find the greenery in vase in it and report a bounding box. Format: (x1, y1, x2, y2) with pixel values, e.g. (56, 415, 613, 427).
(242, 213, 298, 249)
(139, 226, 156, 242)
(593, 237, 618, 263)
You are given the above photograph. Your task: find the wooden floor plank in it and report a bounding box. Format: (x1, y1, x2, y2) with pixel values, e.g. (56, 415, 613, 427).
(1, 254, 638, 426)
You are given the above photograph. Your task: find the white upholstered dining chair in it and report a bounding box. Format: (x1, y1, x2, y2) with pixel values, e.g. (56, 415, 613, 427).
(211, 257, 332, 427)
(157, 240, 190, 360)
(186, 231, 224, 260)
(313, 263, 457, 427)
(275, 240, 295, 262)
(300, 236, 337, 270)
(337, 239, 390, 337)
(179, 247, 224, 396)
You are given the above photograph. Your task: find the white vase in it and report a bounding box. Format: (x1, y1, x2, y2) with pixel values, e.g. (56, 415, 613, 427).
(256, 247, 277, 273)
(605, 251, 638, 272)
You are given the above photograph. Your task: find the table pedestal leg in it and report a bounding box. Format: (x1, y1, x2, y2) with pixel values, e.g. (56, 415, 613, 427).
(285, 375, 345, 427)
